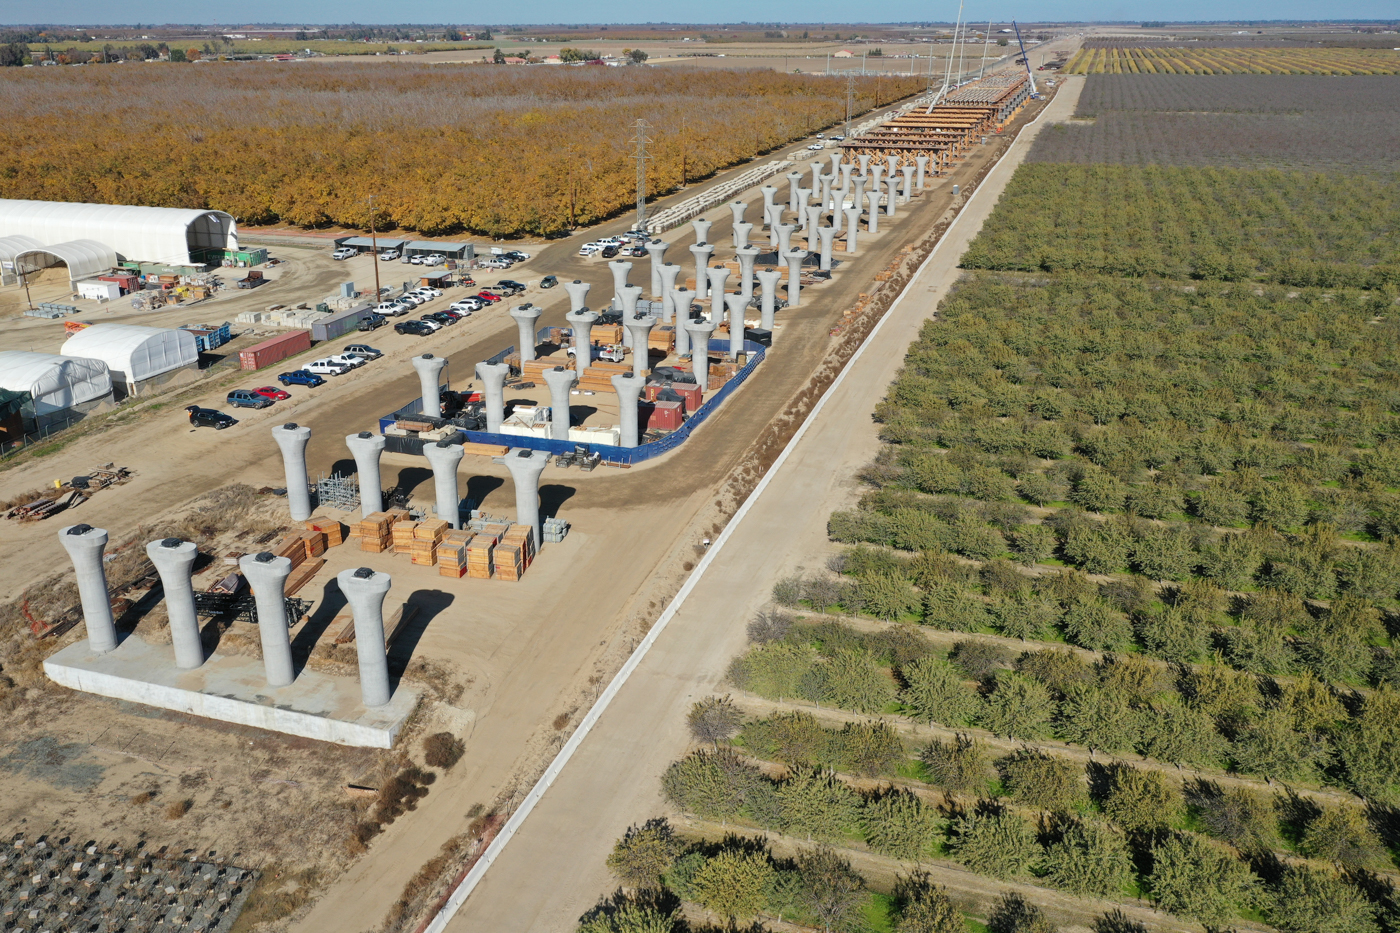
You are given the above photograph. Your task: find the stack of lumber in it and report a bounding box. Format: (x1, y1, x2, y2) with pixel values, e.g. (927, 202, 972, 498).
(579, 360, 630, 392)
(590, 324, 622, 345)
(273, 533, 307, 569)
(521, 358, 573, 382)
(437, 530, 471, 578)
(304, 519, 344, 547)
(495, 525, 535, 582)
(285, 555, 324, 596)
(462, 442, 510, 457)
(386, 508, 410, 525)
(301, 529, 327, 560)
(353, 511, 393, 552)
(392, 520, 419, 555)
(466, 535, 496, 578)
(649, 326, 675, 354)
(395, 419, 436, 433)
(412, 519, 450, 566)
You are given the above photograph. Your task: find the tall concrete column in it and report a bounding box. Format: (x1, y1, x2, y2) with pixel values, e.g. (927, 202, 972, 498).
(736, 247, 760, 301)
(915, 155, 929, 190)
(544, 365, 577, 443)
(475, 361, 509, 433)
(59, 524, 116, 653)
(869, 164, 884, 195)
(272, 423, 312, 522)
(809, 160, 822, 192)
(756, 269, 782, 331)
(658, 263, 682, 323)
(147, 538, 202, 670)
(886, 176, 899, 217)
(733, 222, 753, 251)
(841, 162, 855, 189)
(885, 155, 899, 178)
(423, 440, 464, 528)
(776, 223, 796, 256)
(795, 187, 812, 223)
(866, 190, 881, 234)
(786, 172, 803, 214)
(346, 431, 385, 518)
(618, 285, 643, 348)
(706, 267, 730, 321)
(566, 309, 598, 368)
(337, 567, 392, 708)
(672, 287, 695, 356)
(806, 206, 823, 251)
(840, 205, 862, 250)
(760, 186, 778, 228)
(829, 152, 841, 176)
(691, 218, 712, 246)
(767, 207, 782, 248)
(645, 239, 667, 297)
(685, 319, 716, 387)
(564, 279, 590, 313)
(725, 293, 747, 360)
(510, 304, 542, 362)
(817, 227, 837, 271)
(857, 153, 871, 174)
(688, 242, 714, 298)
(902, 165, 916, 202)
(504, 448, 549, 546)
(611, 372, 646, 448)
(785, 248, 808, 308)
(412, 353, 448, 418)
(608, 260, 633, 309)
(240, 552, 294, 688)
(624, 313, 657, 377)
(729, 201, 747, 243)
(852, 176, 867, 219)
(819, 174, 834, 210)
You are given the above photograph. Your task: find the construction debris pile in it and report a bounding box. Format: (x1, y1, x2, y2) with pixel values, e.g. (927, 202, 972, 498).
(3, 465, 132, 523)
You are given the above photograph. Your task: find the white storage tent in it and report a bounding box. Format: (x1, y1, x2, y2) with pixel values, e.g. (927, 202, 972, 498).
(13, 240, 119, 290)
(0, 234, 42, 286)
(61, 324, 199, 394)
(0, 199, 238, 266)
(0, 351, 113, 422)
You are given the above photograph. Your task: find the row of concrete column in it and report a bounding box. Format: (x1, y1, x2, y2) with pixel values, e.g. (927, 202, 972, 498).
(58, 524, 398, 708)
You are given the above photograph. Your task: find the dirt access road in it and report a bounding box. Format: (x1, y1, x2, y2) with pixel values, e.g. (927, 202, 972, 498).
(444, 76, 1087, 932)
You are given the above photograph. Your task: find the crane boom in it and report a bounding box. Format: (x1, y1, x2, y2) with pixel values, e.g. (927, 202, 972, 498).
(1012, 21, 1038, 95)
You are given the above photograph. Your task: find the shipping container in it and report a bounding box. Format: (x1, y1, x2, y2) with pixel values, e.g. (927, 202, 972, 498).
(638, 400, 684, 432)
(310, 305, 373, 342)
(180, 322, 232, 352)
(239, 330, 312, 371)
(98, 273, 139, 293)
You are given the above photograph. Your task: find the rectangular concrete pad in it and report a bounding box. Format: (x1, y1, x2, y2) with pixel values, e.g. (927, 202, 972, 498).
(44, 636, 418, 748)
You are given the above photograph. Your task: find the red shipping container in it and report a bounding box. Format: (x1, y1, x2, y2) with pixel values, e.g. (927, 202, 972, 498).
(240, 330, 312, 371)
(638, 400, 684, 432)
(669, 382, 702, 412)
(99, 273, 139, 294)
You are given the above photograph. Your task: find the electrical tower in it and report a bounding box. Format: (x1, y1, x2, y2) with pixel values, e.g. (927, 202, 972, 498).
(629, 119, 652, 234)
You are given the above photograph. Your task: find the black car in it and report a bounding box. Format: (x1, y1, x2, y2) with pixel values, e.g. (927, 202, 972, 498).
(186, 406, 237, 429)
(395, 320, 434, 336)
(600, 245, 620, 259)
(422, 311, 458, 326)
(497, 279, 526, 293)
(358, 313, 387, 331)
(540, 275, 558, 288)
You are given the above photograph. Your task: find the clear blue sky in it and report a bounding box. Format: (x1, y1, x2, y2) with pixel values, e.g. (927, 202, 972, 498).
(16, 3, 1399, 27)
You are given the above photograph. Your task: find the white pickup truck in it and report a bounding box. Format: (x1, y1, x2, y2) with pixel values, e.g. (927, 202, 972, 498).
(305, 358, 352, 376)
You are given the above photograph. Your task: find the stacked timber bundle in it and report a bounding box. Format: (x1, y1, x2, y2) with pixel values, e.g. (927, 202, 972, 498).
(392, 520, 419, 554)
(273, 533, 307, 569)
(461, 442, 510, 457)
(437, 530, 471, 578)
(496, 525, 535, 581)
(412, 519, 450, 566)
(521, 358, 574, 382)
(355, 512, 393, 552)
(301, 529, 327, 560)
(650, 326, 676, 354)
(305, 518, 344, 547)
(579, 360, 629, 392)
(466, 535, 496, 578)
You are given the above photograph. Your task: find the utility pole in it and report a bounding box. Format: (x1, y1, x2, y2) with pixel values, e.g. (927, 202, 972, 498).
(629, 118, 652, 234)
(845, 72, 854, 137)
(979, 20, 993, 80)
(366, 195, 381, 300)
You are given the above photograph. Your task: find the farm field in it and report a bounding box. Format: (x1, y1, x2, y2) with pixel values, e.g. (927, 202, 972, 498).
(0, 64, 922, 237)
(1064, 45, 1400, 75)
(1074, 74, 1400, 114)
(572, 66, 1400, 933)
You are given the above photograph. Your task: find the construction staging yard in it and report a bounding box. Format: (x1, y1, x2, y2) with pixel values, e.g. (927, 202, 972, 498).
(0, 45, 1073, 933)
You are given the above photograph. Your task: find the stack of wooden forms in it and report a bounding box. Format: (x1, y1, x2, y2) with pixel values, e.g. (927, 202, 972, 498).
(272, 531, 324, 595)
(649, 327, 675, 354)
(462, 441, 510, 457)
(304, 519, 344, 547)
(392, 520, 419, 554)
(590, 324, 622, 345)
(521, 358, 574, 383)
(412, 519, 450, 566)
(579, 360, 630, 392)
(352, 511, 393, 552)
(436, 530, 472, 578)
(495, 525, 535, 582)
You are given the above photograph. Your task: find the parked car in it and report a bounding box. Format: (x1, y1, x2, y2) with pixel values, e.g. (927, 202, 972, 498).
(358, 312, 388, 331)
(450, 297, 484, 313)
(342, 344, 383, 360)
(326, 353, 366, 369)
(415, 317, 443, 332)
(423, 254, 446, 266)
(625, 245, 646, 257)
(277, 370, 326, 388)
(829, 134, 846, 141)
(186, 406, 237, 429)
(305, 359, 352, 376)
(423, 311, 458, 326)
(395, 320, 434, 336)
(226, 389, 274, 409)
(494, 281, 524, 296)
(600, 246, 620, 259)
(806, 143, 824, 150)
(540, 275, 558, 288)
(578, 243, 601, 257)
(503, 250, 530, 261)
(332, 247, 357, 260)
(595, 237, 623, 248)
(477, 290, 502, 303)
(413, 286, 443, 299)
(253, 386, 291, 401)
(375, 301, 405, 317)
(378, 250, 400, 261)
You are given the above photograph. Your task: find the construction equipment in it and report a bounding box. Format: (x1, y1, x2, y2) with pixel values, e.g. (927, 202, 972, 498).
(1012, 22, 1038, 96)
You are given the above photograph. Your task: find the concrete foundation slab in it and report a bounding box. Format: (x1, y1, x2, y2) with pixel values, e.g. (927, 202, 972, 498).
(44, 636, 419, 748)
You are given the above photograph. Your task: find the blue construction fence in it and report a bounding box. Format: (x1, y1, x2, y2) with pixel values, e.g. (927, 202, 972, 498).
(378, 338, 766, 466)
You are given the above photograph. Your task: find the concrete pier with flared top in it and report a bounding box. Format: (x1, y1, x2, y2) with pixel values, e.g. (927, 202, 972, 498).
(844, 206, 861, 254)
(858, 153, 871, 174)
(624, 313, 657, 377)
(510, 304, 542, 362)
(691, 217, 712, 246)
(412, 353, 448, 418)
(423, 439, 464, 528)
(806, 206, 823, 250)
(272, 422, 312, 522)
(733, 221, 753, 251)
(840, 162, 854, 189)
(608, 260, 633, 308)
(618, 285, 643, 347)
(658, 263, 682, 322)
(645, 239, 667, 297)
(829, 152, 841, 176)
(886, 176, 899, 217)
(866, 190, 881, 234)
(337, 567, 393, 708)
(756, 268, 782, 330)
(566, 309, 598, 367)
(346, 431, 385, 517)
(817, 227, 837, 271)
(688, 242, 714, 298)
(611, 372, 645, 448)
(685, 318, 716, 386)
(564, 279, 590, 313)
(729, 201, 747, 242)
(544, 365, 577, 441)
(760, 185, 778, 228)
(240, 552, 295, 687)
(869, 164, 884, 195)
(852, 176, 867, 218)
(475, 361, 509, 433)
(736, 246, 759, 300)
(809, 160, 822, 191)
(60, 524, 116, 653)
(785, 248, 808, 308)
(786, 172, 803, 214)
(672, 287, 695, 356)
(819, 174, 833, 210)
(777, 223, 796, 256)
(767, 207, 782, 248)
(706, 267, 730, 319)
(504, 447, 549, 545)
(902, 165, 916, 201)
(146, 538, 202, 669)
(885, 155, 899, 178)
(915, 155, 928, 190)
(725, 293, 747, 359)
(795, 187, 811, 224)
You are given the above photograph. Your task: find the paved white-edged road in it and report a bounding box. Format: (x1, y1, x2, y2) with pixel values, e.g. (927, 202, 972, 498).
(445, 76, 1086, 931)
